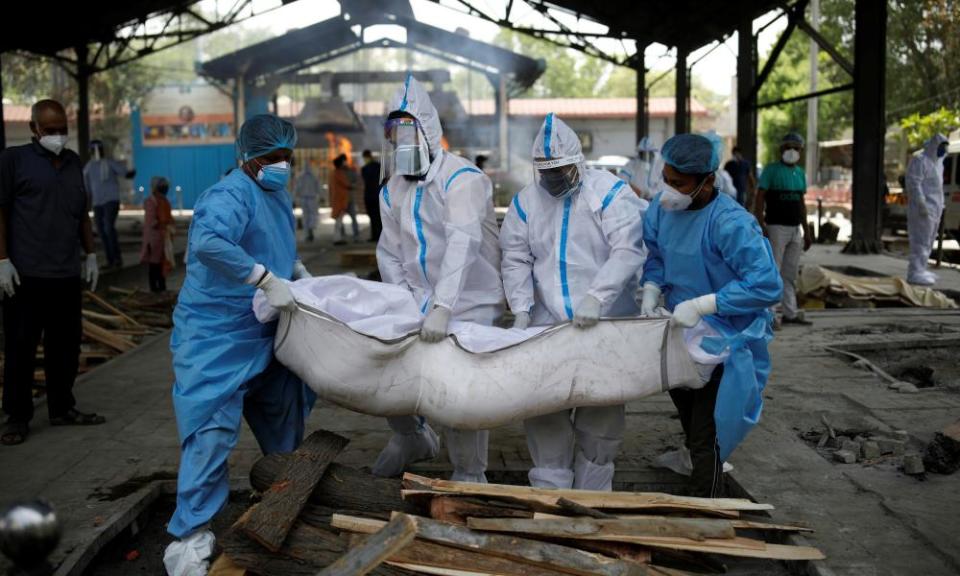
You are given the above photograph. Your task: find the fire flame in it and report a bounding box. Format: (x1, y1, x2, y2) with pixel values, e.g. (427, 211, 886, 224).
(325, 132, 354, 167)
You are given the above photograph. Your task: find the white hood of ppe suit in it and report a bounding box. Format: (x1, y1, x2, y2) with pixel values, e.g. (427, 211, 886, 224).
(532, 112, 584, 166)
(388, 75, 443, 165)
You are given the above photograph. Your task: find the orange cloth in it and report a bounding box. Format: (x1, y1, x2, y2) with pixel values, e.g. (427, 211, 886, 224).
(140, 193, 174, 275)
(329, 168, 353, 219)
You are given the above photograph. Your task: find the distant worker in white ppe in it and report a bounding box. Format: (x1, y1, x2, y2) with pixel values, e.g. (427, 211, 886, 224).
(620, 136, 659, 200)
(906, 134, 949, 286)
(500, 113, 648, 491)
(640, 133, 782, 497)
(295, 160, 321, 242)
(373, 75, 505, 483)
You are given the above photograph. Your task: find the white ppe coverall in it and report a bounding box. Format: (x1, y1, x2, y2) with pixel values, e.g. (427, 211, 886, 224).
(501, 113, 648, 490)
(906, 134, 949, 285)
(373, 75, 505, 483)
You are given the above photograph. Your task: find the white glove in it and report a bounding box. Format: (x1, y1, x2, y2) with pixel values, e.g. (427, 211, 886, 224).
(421, 305, 451, 343)
(672, 294, 718, 328)
(83, 253, 99, 292)
(0, 259, 20, 297)
(163, 529, 215, 576)
(573, 294, 602, 328)
(257, 271, 297, 312)
(917, 199, 930, 219)
(638, 282, 662, 317)
(512, 310, 531, 330)
(292, 260, 312, 280)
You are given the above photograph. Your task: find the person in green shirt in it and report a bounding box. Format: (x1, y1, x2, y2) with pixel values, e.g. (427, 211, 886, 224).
(754, 132, 813, 328)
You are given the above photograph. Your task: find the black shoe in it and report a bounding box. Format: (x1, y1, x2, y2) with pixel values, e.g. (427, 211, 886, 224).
(50, 408, 106, 426)
(781, 316, 812, 326)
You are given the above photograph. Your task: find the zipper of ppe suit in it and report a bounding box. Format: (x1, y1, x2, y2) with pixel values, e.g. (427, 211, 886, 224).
(559, 195, 574, 320)
(413, 186, 430, 313)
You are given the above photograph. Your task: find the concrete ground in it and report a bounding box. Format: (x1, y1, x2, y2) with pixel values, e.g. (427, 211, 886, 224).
(1, 217, 959, 575)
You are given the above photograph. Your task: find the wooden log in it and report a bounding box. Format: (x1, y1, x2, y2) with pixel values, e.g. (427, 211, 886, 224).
(534, 512, 812, 534)
(348, 533, 569, 576)
(236, 430, 349, 552)
(335, 514, 646, 576)
(251, 455, 419, 516)
(82, 320, 136, 353)
(555, 539, 651, 566)
(82, 309, 126, 327)
(207, 554, 246, 576)
(85, 290, 144, 327)
(220, 521, 417, 576)
(429, 496, 534, 525)
(466, 516, 736, 542)
(401, 473, 772, 513)
(557, 498, 614, 519)
(319, 514, 417, 576)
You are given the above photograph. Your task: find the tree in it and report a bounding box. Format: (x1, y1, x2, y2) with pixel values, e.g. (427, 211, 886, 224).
(756, 0, 960, 165)
(899, 107, 960, 148)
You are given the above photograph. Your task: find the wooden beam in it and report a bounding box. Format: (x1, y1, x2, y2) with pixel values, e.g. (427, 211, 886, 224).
(466, 516, 736, 542)
(401, 474, 773, 512)
(319, 514, 417, 576)
(334, 514, 646, 576)
(429, 496, 534, 525)
(347, 533, 569, 576)
(85, 290, 144, 327)
(251, 456, 418, 517)
(236, 430, 349, 552)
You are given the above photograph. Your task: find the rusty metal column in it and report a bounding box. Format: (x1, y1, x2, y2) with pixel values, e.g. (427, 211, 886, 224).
(674, 50, 689, 135)
(737, 18, 758, 174)
(497, 73, 508, 171)
(844, 0, 887, 254)
(75, 45, 91, 162)
(635, 64, 648, 145)
(0, 54, 6, 151)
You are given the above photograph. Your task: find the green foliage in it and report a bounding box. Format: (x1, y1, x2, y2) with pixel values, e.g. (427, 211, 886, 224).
(899, 107, 960, 148)
(757, 0, 960, 165)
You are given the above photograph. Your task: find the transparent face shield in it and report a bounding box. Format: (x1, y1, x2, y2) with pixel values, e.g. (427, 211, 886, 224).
(382, 117, 430, 180)
(533, 155, 584, 199)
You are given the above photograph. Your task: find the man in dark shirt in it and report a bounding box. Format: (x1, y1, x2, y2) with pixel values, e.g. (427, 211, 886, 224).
(361, 149, 383, 242)
(723, 145, 754, 207)
(0, 99, 106, 446)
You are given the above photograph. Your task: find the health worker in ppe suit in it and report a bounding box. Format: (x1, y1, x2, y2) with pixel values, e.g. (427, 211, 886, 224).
(620, 136, 659, 200)
(373, 75, 505, 483)
(906, 134, 949, 286)
(500, 113, 648, 491)
(639, 133, 782, 497)
(163, 114, 315, 576)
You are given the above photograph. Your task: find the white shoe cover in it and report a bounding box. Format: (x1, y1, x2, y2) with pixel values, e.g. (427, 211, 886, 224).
(529, 467, 575, 489)
(573, 450, 615, 491)
(164, 529, 215, 576)
(372, 424, 440, 477)
(652, 447, 733, 475)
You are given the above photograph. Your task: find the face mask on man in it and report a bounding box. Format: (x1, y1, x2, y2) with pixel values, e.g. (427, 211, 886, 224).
(659, 175, 708, 211)
(254, 160, 290, 191)
(937, 145, 948, 158)
(38, 134, 68, 156)
(538, 164, 581, 199)
(782, 149, 801, 164)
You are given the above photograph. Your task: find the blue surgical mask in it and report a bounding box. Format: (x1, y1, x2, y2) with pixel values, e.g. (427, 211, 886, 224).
(937, 146, 947, 158)
(256, 160, 290, 191)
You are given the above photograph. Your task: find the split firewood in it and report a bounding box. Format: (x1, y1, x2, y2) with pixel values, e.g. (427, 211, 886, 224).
(236, 430, 349, 552)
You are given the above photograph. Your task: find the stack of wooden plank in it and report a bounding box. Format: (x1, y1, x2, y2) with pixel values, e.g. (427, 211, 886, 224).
(214, 430, 824, 576)
(0, 288, 177, 392)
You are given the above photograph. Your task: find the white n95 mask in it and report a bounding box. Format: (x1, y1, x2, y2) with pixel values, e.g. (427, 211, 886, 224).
(782, 149, 801, 164)
(659, 175, 707, 212)
(39, 134, 68, 155)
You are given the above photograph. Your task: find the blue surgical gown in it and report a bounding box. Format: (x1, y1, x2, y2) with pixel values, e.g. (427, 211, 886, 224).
(641, 192, 782, 460)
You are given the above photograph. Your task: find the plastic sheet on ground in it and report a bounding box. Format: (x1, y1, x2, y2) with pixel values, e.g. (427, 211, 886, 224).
(256, 276, 701, 429)
(798, 265, 958, 309)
